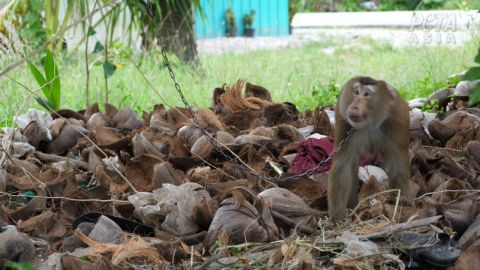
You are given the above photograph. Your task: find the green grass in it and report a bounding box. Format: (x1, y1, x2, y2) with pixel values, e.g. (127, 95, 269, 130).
(0, 36, 478, 126)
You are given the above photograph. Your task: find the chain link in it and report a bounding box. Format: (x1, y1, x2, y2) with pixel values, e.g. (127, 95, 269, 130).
(146, 2, 353, 181)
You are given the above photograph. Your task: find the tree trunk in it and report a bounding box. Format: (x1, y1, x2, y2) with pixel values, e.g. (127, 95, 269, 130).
(157, 0, 198, 63)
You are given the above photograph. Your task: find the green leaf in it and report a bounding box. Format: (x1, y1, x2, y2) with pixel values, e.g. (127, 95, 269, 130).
(44, 49, 61, 109)
(475, 48, 480, 64)
(87, 26, 96, 36)
(4, 261, 37, 270)
(469, 85, 480, 106)
(30, 0, 44, 12)
(35, 97, 54, 112)
(465, 66, 480, 81)
(93, 41, 104, 53)
(27, 61, 47, 90)
(103, 61, 117, 78)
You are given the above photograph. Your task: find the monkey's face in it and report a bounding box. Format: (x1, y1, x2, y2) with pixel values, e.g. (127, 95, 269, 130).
(339, 77, 395, 130)
(345, 83, 375, 129)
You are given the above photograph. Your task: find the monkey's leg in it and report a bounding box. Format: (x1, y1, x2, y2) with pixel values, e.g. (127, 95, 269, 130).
(328, 152, 359, 221)
(384, 147, 411, 199)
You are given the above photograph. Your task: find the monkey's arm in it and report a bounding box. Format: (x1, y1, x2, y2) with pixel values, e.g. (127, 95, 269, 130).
(328, 148, 359, 220)
(328, 117, 359, 221)
(333, 108, 352, 145)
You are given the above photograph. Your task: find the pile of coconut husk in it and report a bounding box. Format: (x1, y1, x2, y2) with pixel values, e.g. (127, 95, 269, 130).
(1, 77, 480, 269)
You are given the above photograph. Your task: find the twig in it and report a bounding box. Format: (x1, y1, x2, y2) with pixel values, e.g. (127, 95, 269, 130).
(352, 189, 401, 214)
(365, 215, 442, 240)
(414, 189, 480, 201)
(320, 215, 442, 245)
(392, 188, 401, 223)
(0, 191, 126, 203)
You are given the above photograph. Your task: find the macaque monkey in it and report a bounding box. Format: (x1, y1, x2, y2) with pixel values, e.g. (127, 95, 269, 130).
(328, 76, 410, 221)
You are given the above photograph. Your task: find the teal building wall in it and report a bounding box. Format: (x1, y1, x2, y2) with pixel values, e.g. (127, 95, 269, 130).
(195, 0, 290, 39)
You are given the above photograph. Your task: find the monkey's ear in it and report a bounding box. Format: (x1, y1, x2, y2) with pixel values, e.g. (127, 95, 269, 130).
(385, 82, 398, 103)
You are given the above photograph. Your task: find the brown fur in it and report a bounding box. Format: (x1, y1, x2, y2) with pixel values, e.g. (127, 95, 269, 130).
(328, 76, 411, 221)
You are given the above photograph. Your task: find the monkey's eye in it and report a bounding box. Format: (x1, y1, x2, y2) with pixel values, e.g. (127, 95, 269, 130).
(353, 89, 359, 96)
(363, 91, 372, 97)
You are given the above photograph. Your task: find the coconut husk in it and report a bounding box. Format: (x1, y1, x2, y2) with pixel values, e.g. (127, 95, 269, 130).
(84, 103, 100, 121)
(221, 109, 264, 131)
(112, 108, 142, 130)
(455, 239, 480, 269)
(212, 86, 225, 106)
(271, 124, 301, 143)
(19, 209, 66, 241)
(195, 108, 225, 132)
(167, 107, 191, 128)
(278, 174, 328, 207)
(104, 103, 119, 119)
(259, 188, 319, 230)
(168, 136, 191, 158)
(61, 254, 125, 270)
(94, 127, 130, 152)
(245, 82, 272, 102)
(428, 111, 480, 144)
(74, 229, 164, 265)
(204, 189, 279, 250)
(220, 80, 268, 112)
(151, 162, 183, 188)
(22, 121, 50, 149)
(124, 155, 165, 192)
(191, 135, 214, 160)
(149, 104, 175, 132)
(5, 158, 40, 176)
(177, 124, 204, 149)
(47, 124, 89, 155)
(87, 113, 113, 131)
(263, 102, 299, 126)
(5, 189, 47, 222)
(52, 109, 87, 122)
(131, 131, 167, 159)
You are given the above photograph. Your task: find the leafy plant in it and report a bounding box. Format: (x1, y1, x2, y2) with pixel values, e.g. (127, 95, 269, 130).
(416, 73, 447, 97)
(3, 261, 37, 270)
(15, 0, 47, 48)
(226, 9, 236, 29)
(465, 47, 480, 105)
(293, 80, 340, 110)
(27, 49, 61, 111)
(12, 0, 74, 50)
(243, 10, 256, 28)
(422, 99, 444, 113)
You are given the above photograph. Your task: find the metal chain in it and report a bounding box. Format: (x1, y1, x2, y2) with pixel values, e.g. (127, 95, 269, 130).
(146, 2, 353, 181)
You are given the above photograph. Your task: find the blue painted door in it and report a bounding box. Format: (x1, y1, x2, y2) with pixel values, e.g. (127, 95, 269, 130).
(195, 0, 289, 39)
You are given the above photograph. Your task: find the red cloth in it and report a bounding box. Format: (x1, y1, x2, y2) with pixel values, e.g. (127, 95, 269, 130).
(287, 136, 375, 175)
(288, 137, 335, 174)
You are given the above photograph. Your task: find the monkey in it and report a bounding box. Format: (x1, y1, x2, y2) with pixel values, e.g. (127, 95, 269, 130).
(328, 76, 411, 221)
